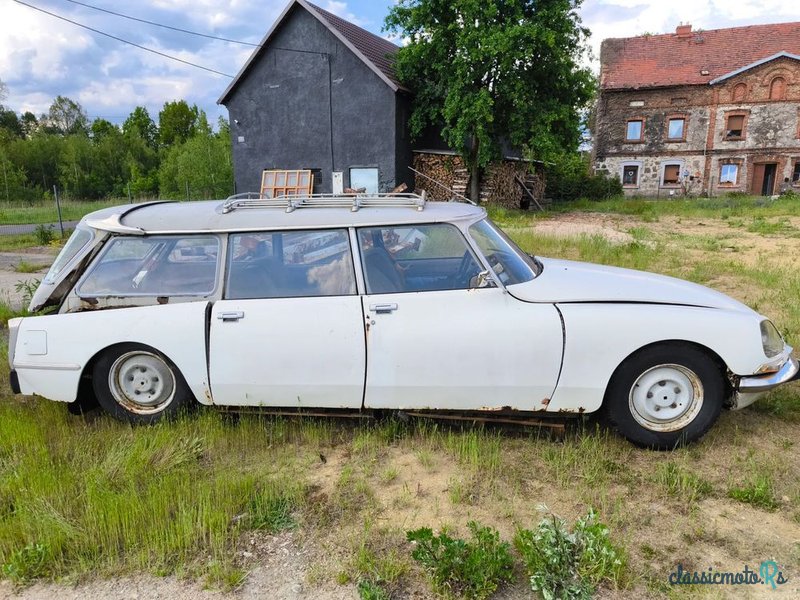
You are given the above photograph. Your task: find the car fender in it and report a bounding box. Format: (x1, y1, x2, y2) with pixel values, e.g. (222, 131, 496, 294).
(11, 302, 211, 404)
(548, 303, 767, 413)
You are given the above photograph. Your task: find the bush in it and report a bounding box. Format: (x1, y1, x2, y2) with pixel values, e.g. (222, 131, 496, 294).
(407, 521, 514, 599)
(514, 510, 625, 600)
(33, 224, 54, 246)
(545, 154, 622, 202)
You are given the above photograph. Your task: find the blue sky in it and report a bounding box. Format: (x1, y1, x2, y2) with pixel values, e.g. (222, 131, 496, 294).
(2, 0, 799, 126)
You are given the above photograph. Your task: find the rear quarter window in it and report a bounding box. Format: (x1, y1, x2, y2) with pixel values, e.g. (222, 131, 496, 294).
(77, 236, 220, 297)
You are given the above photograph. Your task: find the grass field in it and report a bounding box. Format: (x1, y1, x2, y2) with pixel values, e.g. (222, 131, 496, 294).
(2, 198, 800, 598)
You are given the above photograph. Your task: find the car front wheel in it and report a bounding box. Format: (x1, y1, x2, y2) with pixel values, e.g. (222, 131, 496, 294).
(92, 343, 192, 424)
(604, 343, 726, 449)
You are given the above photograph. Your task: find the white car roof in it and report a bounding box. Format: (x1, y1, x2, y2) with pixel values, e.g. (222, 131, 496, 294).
(81, 199, 486, 235)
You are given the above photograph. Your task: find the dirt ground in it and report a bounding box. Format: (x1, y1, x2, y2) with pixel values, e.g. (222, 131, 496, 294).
(0, 249, 56, 308)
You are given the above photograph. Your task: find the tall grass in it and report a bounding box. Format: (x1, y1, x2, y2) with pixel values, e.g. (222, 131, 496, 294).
(0, 404, 311, 583)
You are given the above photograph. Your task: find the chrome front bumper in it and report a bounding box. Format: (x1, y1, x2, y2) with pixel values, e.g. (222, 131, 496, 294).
(730, 356, 800, 410)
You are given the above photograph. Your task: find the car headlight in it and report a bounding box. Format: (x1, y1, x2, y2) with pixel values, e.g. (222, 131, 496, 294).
(760, 320, 784, 358)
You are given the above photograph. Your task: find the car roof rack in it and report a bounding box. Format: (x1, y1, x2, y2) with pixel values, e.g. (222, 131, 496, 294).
(221, 191, 427, 214)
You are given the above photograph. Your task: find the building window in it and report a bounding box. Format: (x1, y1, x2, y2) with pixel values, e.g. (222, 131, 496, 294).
(724, 114, 746, 139)
(666, 117, 686, 141)
(625, 119, 644, 142)
(622, 164, 640, 186)
(793, 161, 800, 183)
(769, 77, 786, 101)
(732, 83, 747, 102)
(662, 164, 681, 185)
(349, 168, 379, 194)
(720, 163, 739, 185)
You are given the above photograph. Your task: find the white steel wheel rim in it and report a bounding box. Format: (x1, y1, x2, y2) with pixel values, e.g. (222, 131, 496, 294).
(628, 364, 704, 432)
(108, 351, 176, 414)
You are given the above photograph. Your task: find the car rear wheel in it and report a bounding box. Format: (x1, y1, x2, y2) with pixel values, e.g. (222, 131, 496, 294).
(92, 343, 192, 424)
(604, 343, 726, 449)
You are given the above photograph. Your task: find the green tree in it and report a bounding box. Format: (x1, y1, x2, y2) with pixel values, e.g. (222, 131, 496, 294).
(385, 0, 595, 200)
(158, 121, 232, 200)
(158, 100, 199, 147)
(90, 118, 118, 140)
(47, 96, 89, 136)
(0, 109, 22, 138)
(123, 106, 158, 149)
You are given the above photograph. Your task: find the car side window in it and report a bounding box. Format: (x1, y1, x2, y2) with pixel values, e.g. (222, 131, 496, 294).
(226, 229, 356, 299)
(77, 236, 220, 297)
(358, 224, 482, 294)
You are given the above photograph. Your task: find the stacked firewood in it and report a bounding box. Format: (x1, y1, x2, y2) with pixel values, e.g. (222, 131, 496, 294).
(412, 153, 469, 201)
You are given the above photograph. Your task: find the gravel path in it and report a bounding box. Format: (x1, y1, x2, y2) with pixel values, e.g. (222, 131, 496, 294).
(0, 251, 56, 308)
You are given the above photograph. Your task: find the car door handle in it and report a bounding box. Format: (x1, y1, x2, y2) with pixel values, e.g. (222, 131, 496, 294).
(217, 311, 245, 321)
(369, 303, 398, 314)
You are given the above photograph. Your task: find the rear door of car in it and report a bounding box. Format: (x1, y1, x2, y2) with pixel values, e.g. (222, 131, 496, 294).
(208, 228, 366, 408)
(357, 223, 563, 411)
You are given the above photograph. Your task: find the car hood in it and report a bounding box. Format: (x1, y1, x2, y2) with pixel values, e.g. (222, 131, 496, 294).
(507, 257, 754, 313)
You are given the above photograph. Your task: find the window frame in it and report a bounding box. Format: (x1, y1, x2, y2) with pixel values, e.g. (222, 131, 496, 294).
(665, 115, 687, 142)
(792, 159, 800, 185)
(723, 112, 748, 141)
(719, 162, 741, 186)
(732, 83, 747, 103)
(76, 234, 222, 298)
(224, 228, 358, 300)
(348, 167, 380, 194)
(625, 118, 645, 143)
(621, 162, 641, 188)
(356, 222, 484, 295)
(661, 162, 683, 187)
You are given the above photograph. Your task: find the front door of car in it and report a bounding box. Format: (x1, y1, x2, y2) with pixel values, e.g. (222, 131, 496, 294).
(357, 224, 564, 411)
(208, 229, 365, 408)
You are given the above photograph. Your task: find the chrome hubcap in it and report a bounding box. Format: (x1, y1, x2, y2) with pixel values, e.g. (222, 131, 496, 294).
(108, 351, 176, 414)
(629, 364, 703, 432)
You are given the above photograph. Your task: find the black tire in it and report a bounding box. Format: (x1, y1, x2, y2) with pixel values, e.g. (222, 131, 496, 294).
(603, 342, 726, 449)
(92, 343, 193, 424)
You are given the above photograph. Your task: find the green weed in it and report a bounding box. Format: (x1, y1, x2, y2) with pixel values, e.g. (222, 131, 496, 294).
(514, 509, 626, 600)
(13, 261, 46, 274)
(1, 543, 50, 584)
(728, 475, 779, 510)
(407, 521, 514, 599)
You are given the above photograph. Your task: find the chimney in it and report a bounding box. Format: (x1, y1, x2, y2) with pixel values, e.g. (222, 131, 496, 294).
(676, 23, 692, 38)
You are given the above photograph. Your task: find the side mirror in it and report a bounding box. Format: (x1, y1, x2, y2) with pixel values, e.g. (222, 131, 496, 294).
(469, 270, 495, 289)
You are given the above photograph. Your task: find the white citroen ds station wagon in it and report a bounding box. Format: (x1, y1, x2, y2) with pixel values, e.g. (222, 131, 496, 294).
(8, 193, 798, 448)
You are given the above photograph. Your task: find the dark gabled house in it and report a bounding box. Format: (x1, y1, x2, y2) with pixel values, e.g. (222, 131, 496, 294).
(218, 0, 544, 206)
(218, 0, 413, 196)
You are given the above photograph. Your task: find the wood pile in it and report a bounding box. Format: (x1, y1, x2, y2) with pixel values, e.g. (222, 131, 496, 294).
(412, 153, 469, 201)
(412, 152, 547, 209)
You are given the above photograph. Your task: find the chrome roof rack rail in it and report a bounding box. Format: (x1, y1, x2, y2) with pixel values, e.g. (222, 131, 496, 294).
(221, 191, 427, 214)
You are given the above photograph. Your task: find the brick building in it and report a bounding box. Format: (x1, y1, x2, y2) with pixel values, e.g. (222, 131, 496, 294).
(594, 22, 800, 197)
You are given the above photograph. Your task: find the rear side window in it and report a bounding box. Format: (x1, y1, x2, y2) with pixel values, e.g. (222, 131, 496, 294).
(44, 228, 93, 284)
(226, 229, 356, 299)
(77, 236, 220, 296)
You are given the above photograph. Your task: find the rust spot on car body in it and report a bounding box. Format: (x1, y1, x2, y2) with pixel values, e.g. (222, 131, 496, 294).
(541, 398, 551, 406)
(157, 296, 169, 305)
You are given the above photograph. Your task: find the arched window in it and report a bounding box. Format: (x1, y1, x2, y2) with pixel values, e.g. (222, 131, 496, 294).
(769, 77, 786, 100)
(732, 83, 747, 102)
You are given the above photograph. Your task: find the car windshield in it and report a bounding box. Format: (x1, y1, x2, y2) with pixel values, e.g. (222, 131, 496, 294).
(43, 227, 93, 284)
(468, 219, 539, 285)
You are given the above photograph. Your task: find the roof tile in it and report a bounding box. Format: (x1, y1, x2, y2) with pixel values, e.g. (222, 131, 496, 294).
(601, 21, 800, 89)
